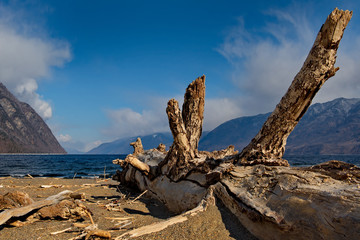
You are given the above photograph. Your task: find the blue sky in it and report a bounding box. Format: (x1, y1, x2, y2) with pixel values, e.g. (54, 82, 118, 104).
(0, 0, 359, 152)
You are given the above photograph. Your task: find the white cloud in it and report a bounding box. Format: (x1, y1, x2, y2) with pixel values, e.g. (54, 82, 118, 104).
(0, 5, 71, 120)
(14, 78, 53, 119)
(218, 8, 315, 115)
(103, 107, 169, 138)
(58, 134, 72, 143)
(218, 5, 360, 115)
(204, 98, 242, 130)
(314, 35, 360, 103)
(103, 95, 245, 139)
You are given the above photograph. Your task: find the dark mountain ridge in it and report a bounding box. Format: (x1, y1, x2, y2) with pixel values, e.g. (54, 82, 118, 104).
(199, 97, 360, 155)
(0, 83, 66, 153)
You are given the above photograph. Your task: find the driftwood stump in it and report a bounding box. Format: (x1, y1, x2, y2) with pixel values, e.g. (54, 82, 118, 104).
(113, 8, 360, 240)
(159, 75, 206, 181)
(130, 138, 144, 156)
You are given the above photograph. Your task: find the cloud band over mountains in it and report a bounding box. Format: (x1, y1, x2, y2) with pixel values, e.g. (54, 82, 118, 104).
(0, 3, 71, 120)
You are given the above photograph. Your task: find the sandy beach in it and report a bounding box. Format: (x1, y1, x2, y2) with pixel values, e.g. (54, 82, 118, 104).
(0, 177, 256, 240)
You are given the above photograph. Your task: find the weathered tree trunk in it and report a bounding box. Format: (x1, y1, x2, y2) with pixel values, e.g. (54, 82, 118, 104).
(159, 75, 206, 181)
(113, 76, 236, 212)
(182, 76, 205, 152)
(215, 162, 360, 240)
(113, 8, 360, 240)
(237, 8, 352, 166)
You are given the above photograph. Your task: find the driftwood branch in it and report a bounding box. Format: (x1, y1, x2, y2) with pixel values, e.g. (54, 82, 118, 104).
(237, 8, 352, 166)
(116, 188, 214, 239)
(0, 190, 73, 226)
(113, 155, 150, 175)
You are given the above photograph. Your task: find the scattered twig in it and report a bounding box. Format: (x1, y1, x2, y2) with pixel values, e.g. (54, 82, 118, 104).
(105, 217, 133, 220)
(73, 172, 77, 179)
(69, 224, 98, 240)
(114, 220, 132, 230)
(51, 227, 72, 235)
(70, 232, 87, 240)
(40, 185, 63, 188)
(86, 210, 94, 225)
(103, 202, 123, 212)
(116, 216, 186, 239)
(86, 229, 112, 239)
(73, 223, 91, 228)
(27, 174, 33, 179)
(131, 190, 148, 203)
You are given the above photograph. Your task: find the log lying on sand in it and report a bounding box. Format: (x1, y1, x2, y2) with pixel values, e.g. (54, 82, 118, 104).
(216, 163, 360, 240)
(113, 8, 360, 240)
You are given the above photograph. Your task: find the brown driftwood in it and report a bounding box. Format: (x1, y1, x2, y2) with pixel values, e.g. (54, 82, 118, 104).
(159, 76, 206, 181)
(130, 137, 144, 156)
(113, 76, 234, 212)
(237, 8, 352, 166)
(0, 190, 72, 225)
(113, 8, 360, 240)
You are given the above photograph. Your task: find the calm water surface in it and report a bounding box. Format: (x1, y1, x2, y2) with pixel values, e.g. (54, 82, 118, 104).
(0, 154, 358, 178)
(0, 154, 126, 178)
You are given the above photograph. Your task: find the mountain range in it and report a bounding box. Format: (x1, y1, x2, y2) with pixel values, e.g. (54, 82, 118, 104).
(87, 132, 174, 154)
(0, 83, 66, 153)
(200, 97, 360, 154)
(89, 98, 360, 155)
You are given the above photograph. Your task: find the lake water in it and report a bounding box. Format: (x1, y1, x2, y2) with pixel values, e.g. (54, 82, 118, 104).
(0, 154, 358, 178)
(0, 154, 126, 178)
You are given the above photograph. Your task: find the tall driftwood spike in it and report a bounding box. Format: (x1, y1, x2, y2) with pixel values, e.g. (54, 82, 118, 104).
(159, 99, 193, 180)
(238, 8, 352, 166)
(167, 99, 192, 156)
(182, 75, 206, 152)
(159, 76, 206, 181)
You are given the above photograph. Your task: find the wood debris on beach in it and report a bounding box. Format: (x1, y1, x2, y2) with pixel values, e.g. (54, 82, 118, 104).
(112, 8, 360, 240)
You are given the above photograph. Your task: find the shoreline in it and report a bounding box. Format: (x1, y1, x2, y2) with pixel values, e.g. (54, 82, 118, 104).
(0, 177, 256, 240)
